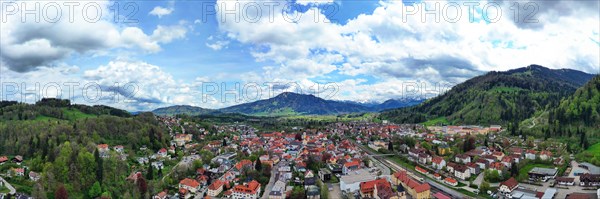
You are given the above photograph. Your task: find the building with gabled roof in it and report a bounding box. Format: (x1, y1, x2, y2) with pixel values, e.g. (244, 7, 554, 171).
(232, 180, 261, 199)
(499, 177, 518, 197)
(208, 179, 224, 197)
(179, 178, 201, 193)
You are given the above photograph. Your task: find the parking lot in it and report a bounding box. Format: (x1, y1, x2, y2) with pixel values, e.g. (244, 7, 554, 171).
(518, 161, 598, 199)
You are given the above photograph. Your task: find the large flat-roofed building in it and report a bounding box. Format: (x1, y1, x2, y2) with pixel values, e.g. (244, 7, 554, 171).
(340, 169, 378, 192)
(528, 167, 557, 182)
(579, 162, 600, 175)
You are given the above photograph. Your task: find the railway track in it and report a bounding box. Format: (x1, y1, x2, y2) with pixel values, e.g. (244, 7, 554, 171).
(352, 140, 469, 199)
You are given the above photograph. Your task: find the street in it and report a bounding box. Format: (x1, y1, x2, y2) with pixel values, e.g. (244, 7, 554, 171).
(0, 177, 16, 195)
(261, 162, 281, 199)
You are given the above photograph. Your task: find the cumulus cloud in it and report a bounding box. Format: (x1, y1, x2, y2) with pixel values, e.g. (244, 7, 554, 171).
(0, 0, 187, 72)
(149, 6, 174, 18)
(215, 0, 599, 101)
(205, 36, 231, 50)
(295, 0, 334, 6)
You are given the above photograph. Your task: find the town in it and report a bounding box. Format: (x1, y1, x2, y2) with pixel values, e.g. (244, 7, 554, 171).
(1, 116, 599, 199)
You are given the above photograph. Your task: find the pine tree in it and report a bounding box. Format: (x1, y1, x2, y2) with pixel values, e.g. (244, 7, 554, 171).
(510, 162, 518, 177)
(147, 163, 154, 180)
(55, 185, 68, 199)
(255, 160, 262, 171)
(94, 149, 103, 183)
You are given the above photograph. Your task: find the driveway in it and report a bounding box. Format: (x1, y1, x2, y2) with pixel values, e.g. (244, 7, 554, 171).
(473, 172, 484, 186)
(0, 177, 16, 195)
(328, 182, 342, 198)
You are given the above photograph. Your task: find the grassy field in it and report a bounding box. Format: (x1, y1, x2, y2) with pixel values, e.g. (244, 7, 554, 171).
(518, 163, 554, 179)
(422, 117, 450, 126)
(62, 108, 96, 120)
(0, 185, 10, 194)
(576, 142, 600, 166)
(33, 108, 96, 121)
(585, 142, 600, 154)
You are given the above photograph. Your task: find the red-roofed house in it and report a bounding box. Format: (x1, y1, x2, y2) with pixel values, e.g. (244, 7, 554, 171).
(501, 156, 514, 167)
(11, 168, 24, 176)
(499, 177, 519, 196)
(0, 156, 8, 165)
(343, 160, 361, 174)
(153, 191, 167, 199)
(392, 171, 431, 199)
(113, 145, 124, 153)
(234, 159, 254, 175)
(359, 178, 390, 198)
(540, 150, 553, 161)
(208, 180, 224, 197)
(157, 148, 168, 158)
(415, 166, 428, 175)
(97, 144, 109, 152)
(232, 180, 261, 199)
(490, 162, 505, 174)
(525, 150, 537, 160)
(179, 178, 201, 193)
(443, 177, 458, 186)
(432, 156, 446, 170)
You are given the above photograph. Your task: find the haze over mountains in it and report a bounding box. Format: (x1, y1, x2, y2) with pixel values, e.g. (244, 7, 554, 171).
(153, 65, 596, 118)
(152, 92, 425, 116)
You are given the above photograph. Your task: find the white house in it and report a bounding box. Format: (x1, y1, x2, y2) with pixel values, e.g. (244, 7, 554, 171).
(432, 157, 446, 170)
(499, 177, 518, 197)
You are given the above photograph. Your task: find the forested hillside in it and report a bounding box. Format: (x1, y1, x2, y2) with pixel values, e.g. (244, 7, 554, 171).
(0, 99, 169, 198)
(521, 75, 600, 164)
(380, 65, 594, 125)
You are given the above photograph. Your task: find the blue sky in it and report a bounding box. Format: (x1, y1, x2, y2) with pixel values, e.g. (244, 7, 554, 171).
(1, 0, 599, 111)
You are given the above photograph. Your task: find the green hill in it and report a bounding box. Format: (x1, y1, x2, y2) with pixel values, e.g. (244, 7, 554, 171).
(152, 105, 214, 116)
(0, 98, 169, 198)
(523, 75, 600, 164)
(380, 65, 595, 125)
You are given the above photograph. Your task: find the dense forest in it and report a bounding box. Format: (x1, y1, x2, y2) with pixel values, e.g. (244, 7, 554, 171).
(380, 65, 594, 125)
(522, 75, 600, 163)
(0, 99, 170, 198)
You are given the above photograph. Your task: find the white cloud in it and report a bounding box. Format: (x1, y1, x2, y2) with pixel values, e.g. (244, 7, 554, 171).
(215, 0, 599, 101)
(295, 0, 334, 6)
(149, 6, 174, 18)
(0, 0, 187, 72)
(206, 40, 230, 50)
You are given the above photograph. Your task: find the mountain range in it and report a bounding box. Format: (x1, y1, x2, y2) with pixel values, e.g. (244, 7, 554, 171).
(380, 65, 596, 125)
(154, 65, 595, 119)
(152, 93, 425, 116)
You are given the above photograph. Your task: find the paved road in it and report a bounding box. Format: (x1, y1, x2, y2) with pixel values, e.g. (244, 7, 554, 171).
(0, 177, 16, 195)
(327, 182, 342, 198)
(261, 163, 280, 199)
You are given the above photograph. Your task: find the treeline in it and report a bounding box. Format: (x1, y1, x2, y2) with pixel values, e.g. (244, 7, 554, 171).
(0, 98, 130, 121)
(0, 100, 170, 198)
(0, 113, 168, 156)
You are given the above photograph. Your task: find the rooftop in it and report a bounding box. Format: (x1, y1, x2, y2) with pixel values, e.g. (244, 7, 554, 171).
(529, 167, 558, 175)
(340, 169, 378, 184)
